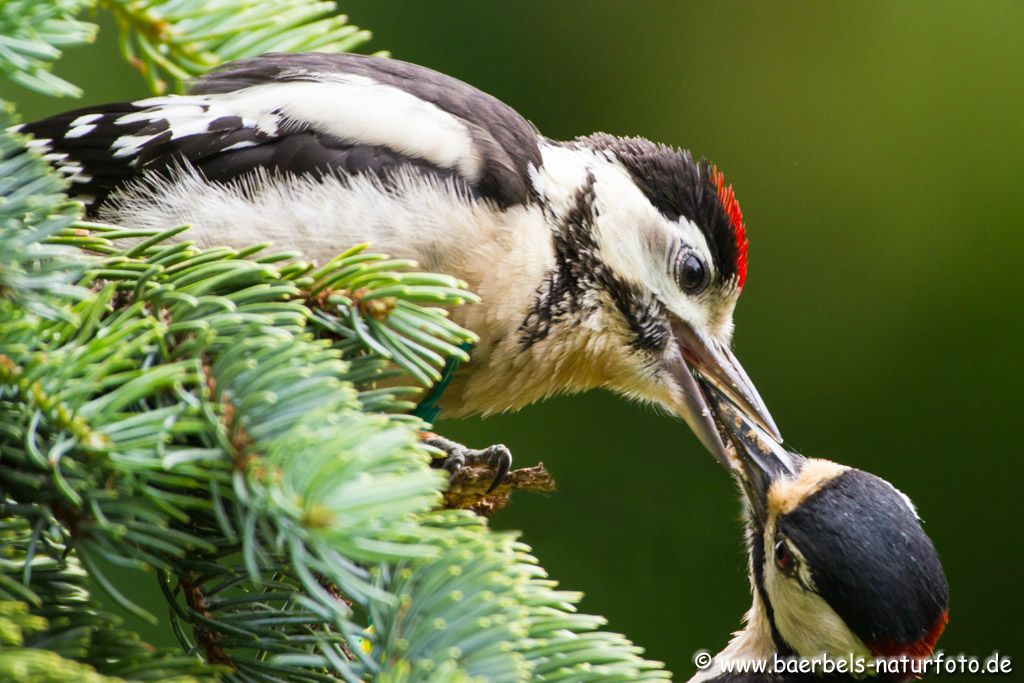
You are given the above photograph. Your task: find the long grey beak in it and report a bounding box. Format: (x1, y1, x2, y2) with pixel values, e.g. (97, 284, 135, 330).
(668, 320, 782, 469)
(698, 377, 803, 526)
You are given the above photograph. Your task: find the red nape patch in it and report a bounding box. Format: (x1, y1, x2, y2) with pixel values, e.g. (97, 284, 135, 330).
(869, 609, 949, 681)
(711, 166, 748, 290)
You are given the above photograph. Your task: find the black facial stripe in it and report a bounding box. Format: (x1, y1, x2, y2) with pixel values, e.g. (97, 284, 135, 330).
(573, 134, 739, 286)
(518, 173, 599, 346)
(628, 301, 671, 352)
(749, 520, 796, 658)
(518, 174, 669, 352)
(778, 470, 948, 648)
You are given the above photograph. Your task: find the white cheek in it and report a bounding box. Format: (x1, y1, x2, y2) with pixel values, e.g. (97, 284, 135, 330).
(538, 151, 737, 341)
(764, 558, 872, 658)
(588, 165, 666, 291)
(587, 167, 708, 323)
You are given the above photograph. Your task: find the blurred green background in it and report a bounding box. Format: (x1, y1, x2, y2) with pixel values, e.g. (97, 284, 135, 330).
(8, 1, 1023, 678)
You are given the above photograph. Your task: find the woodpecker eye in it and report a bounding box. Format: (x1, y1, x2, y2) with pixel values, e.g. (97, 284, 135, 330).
(676, 252, 709, 294)
(774, 538, 798, 578)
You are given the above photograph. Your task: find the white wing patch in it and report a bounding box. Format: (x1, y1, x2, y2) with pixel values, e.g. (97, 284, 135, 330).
(112, 134, 162, 159)
(25, 137, 52, 152)
(105, 74, 482, 179)
(66, 113, 103, 138)
(260, 74, 483, 180)
(221, 140, 258, 152)
(116, 102, 216, 139)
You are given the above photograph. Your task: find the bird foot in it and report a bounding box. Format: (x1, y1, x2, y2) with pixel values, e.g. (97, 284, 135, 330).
(422, 433, 512, 493)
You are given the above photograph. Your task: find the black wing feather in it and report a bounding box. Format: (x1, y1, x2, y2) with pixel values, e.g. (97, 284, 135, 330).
(195, 132, 468, 192)
(18, 53, 543, 213)
(18, 103, 158, 204)
(194, 53, 543, 205)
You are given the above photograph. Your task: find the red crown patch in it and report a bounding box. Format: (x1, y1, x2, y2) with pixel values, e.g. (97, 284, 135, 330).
(711, 166, 748, 290)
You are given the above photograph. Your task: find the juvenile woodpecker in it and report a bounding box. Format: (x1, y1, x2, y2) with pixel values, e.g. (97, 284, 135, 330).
(17, 53, 779, 467)
(692, 382, 949, 682)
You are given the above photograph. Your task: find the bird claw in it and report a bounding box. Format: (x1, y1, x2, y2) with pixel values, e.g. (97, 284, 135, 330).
(423, 435, 512, 493)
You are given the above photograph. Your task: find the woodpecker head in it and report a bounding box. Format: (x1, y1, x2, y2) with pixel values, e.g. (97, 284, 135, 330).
(700, 382, 949, 680)
(524, 134, 779, 464)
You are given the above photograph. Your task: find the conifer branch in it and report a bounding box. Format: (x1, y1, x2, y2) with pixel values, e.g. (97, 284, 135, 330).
(0, 5, 675, 679)
(100, 0, 373, 94)
(0, 0, 97, 97)
(0, 1, 372, 98)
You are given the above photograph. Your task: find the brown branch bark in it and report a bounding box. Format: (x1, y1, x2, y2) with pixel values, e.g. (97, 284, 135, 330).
(443, 462, 556, 517)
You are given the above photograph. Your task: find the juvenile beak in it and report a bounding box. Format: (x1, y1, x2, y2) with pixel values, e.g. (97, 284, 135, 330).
(668, 320, 782, 469)
(698, 377, 803, 525)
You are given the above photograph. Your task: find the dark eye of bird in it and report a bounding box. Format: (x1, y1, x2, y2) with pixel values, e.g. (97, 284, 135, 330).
(677, 252, 709, 294)
(774, 538, 797, 577)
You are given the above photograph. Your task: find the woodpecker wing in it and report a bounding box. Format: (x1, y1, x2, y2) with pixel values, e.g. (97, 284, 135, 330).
(15, 53, 543, 212)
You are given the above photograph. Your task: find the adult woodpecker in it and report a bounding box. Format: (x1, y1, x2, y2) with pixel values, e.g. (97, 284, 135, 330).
(16, 52, 779, 472)
(691, 382, 949, 683)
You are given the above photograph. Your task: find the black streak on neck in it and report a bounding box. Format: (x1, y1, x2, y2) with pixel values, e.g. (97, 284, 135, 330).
(518, 174, 669, 351)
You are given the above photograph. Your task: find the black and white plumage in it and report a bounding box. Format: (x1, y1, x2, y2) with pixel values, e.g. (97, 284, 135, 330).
(691, 383, 949, 683)
(26, 54, 542, 210)
(17, 52, 778, 464)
